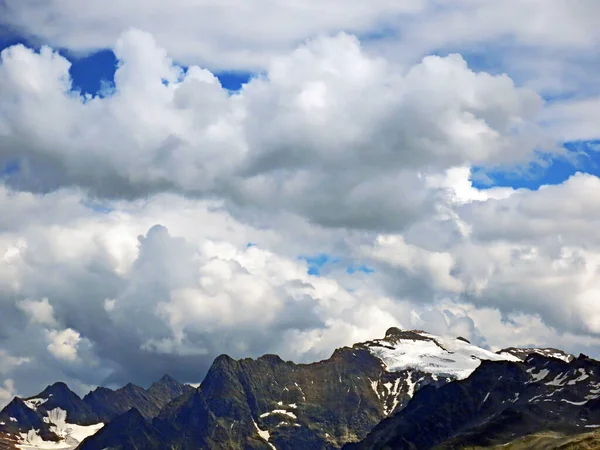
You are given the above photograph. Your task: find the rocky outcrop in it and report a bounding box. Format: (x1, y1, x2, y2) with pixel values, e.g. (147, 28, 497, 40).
(79, 328, 516, 449)
(347, 354, 600, 449)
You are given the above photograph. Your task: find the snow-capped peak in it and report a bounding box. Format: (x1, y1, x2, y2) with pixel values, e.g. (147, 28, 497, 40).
(361, 328, 519, 380)
(497, 347, 574, 363)
(17, 407, 103, 450)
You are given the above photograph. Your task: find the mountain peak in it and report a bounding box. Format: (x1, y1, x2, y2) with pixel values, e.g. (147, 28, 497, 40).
(381, 327, 431, 344)
(361, 329, 518, 380)
(384, 326, 403, 337)
(120, 382, 144, 392)
(147, 374, 195, 412)
(48, 381, 70, 391)
(38, 381, 80, 400)
(158, 374, 177, 384)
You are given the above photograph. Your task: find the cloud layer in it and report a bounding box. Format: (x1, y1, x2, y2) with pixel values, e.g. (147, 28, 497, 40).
(0, 30, 544, 231)
(0, 24, 599, 407)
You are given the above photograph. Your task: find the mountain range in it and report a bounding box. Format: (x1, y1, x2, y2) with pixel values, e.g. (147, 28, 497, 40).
(1, 327, 598, 449)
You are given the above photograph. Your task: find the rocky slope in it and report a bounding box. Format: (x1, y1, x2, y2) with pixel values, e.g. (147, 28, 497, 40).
(497, 347, 575, 363)
(78, 328, 518, 450)
(82, 373, 193, 421)
(1, 327, 586, 450)
(0, 374, 193, 449)
(471, 429, 600, 450)
(347, 352, 600, 449)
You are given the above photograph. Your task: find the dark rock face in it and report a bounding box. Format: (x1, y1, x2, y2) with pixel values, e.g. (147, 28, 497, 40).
(0, 374, 193, 449)
(497, 346, 575, 363)
(0, 397, 53, 440)
(79, 331, 462, 450)
(76, 408, 166, 450)
(83, 382, 159, 421)
(0, 382, 98, 444)
(347, 354, 600, 450)
(79, 348, 389, 449)
(82, 373, 195, 422)
(148, 374, 195, 409)
(5, 328, 593, 450)
(37, 382, 99, 425)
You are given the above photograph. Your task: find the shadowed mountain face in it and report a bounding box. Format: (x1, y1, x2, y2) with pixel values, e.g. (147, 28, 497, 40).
(2, 328, 594, 450)
(0, 375, 194, 449)
(497, 347, 575, 363)
(77, 408, 167, 450)
(346, 354, 600, 450)
(78, 328, 519, 450)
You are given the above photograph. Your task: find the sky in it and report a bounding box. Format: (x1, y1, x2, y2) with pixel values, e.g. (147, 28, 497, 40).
(1, 0, 600, 405)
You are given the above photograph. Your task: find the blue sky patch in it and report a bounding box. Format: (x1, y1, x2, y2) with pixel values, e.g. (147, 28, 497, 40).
(471, 141, 600, 191)
(69, 49, 118, 96)
(298, 254, 375, 276)
(0, 30, 252, 95)
(215, 71, 252, 91)
(298, 254, 341, 276)
(346, 264, 375, 275)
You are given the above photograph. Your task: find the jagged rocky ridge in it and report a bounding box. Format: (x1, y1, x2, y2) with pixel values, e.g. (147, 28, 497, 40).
(76, 328, 520, 450)
(0, 327, 589, 450)
(347, 352, 600, 449)
(0, 374, 193, 449)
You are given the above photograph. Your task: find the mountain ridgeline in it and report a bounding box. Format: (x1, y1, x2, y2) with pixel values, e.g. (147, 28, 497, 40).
(2, 327, 600, 450)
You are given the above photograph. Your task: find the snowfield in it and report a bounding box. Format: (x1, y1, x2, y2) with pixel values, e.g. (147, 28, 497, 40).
(367, 332, 520, 380)
(16, 408, 103, 450)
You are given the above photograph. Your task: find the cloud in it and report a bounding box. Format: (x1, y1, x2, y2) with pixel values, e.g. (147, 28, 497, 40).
(1, 1, 599, 73)
(364, 234, 463, 294)
(45, 328, 81, 361)
(541, 96, 600, 141)
(0, 171, 599, 399)
(17, 297, 58, 326)
(0, 350, 30, 374)
(0, 24, 599, 402)
(0, 379, 16, 409)
(0, 31, 544, 233)
(0, 0, 426, 70)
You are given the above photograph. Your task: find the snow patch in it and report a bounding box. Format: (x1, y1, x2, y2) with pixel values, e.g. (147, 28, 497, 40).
(24, 398, 48, 411)
(561, 399, 588, 406)
(528, 369, 550, 383)
(368, 333, 518, 380)
(388, 376, 404, 415)
(405, 372, 417, 398)
(253, 420, 275, 450)
(547, 372, 569, 387)
(293, 382, 306, 401)
(260, 409, 297, 420)
(370, 379, 380, 399)
(567, 369, 589, 385)
(16, 408, 103, 450)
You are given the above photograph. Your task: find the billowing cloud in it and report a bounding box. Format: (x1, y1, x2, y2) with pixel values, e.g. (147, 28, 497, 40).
(0, 24, 599, 406)
(0, 350, 30, 374)
(0, 31, 544, 232)
(1, 1, 599, 72)
(45, 328, 81, 361)
(17, 298, 58, 327)
(0, 379, 17, 408)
